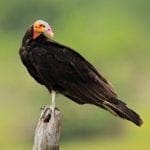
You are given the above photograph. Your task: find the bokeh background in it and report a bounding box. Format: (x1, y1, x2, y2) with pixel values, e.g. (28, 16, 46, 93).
(0, 0, 150, 149)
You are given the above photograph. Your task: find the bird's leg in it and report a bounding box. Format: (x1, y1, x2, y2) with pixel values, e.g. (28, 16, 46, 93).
(51, 90, 56, 112)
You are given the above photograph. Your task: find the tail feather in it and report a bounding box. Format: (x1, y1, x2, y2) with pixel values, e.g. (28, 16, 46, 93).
(102, 99, 143, 126)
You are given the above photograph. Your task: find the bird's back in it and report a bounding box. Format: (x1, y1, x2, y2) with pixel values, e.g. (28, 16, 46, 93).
(19, 26, 143, 126)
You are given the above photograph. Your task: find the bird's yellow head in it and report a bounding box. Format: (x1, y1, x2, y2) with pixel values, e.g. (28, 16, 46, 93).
(33, 20, 54, 39)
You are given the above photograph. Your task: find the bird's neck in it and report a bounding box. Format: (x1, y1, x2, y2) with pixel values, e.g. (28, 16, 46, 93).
(22, 26, 33, 46)
(22, 26, 47, 46)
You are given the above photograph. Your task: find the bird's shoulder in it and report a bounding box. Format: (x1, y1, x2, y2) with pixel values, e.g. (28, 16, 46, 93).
(29, 39, 85, 65)
(32, 39, 108, 80)
(43, 39, 84, 58)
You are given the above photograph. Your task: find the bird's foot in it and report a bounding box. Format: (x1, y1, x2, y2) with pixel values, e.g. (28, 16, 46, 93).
(40, 106, 46, 111)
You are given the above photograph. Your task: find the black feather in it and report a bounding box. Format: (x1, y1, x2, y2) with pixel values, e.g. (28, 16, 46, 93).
(19, 24, 143, 126)
(102, 99, 143, 126)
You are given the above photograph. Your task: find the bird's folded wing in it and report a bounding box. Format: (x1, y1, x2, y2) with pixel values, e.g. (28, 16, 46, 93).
(30, 41, 118, 106)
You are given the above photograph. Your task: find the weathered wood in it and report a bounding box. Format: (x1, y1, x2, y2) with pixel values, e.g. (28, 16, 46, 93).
(33, 106, 62, 150)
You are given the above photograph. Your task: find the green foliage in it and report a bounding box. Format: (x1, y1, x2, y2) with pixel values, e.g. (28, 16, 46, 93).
(0, 0, 149, 149)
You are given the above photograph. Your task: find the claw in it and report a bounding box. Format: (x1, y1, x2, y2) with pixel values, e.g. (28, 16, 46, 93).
(40, 106, 45, 111)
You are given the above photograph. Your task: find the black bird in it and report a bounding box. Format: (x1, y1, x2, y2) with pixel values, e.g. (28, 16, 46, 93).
(19, 20, 143, 126)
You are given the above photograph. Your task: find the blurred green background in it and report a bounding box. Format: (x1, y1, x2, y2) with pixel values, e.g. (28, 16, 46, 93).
(0, 0, 149, 149)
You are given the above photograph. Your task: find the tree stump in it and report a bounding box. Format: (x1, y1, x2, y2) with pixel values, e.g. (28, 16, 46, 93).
(33, 106, 62, 150)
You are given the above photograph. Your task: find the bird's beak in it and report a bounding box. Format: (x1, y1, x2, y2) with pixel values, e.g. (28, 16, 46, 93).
(44, 28, 54, 39)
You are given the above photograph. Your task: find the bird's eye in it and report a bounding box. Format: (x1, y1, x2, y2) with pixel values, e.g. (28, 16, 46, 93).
(38, 24, 45, 28)
(39, 24, 45, 28)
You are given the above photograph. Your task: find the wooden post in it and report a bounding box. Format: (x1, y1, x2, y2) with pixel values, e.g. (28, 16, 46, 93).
(33, 106, 62, 150)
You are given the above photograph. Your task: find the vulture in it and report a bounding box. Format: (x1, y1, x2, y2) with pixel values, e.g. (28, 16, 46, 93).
(19, 20, 143, 126)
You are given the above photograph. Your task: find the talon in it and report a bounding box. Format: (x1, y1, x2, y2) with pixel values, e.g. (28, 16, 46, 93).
(40, 106, 45, 111)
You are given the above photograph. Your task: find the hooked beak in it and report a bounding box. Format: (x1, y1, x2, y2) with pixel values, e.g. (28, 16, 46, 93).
(44, 28, 54, 39)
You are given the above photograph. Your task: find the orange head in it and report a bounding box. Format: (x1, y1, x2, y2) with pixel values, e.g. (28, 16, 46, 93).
(33, 20, 54, 39)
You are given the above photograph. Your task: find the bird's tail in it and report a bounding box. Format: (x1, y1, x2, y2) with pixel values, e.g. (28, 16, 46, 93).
(102, 98, 143, 126)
